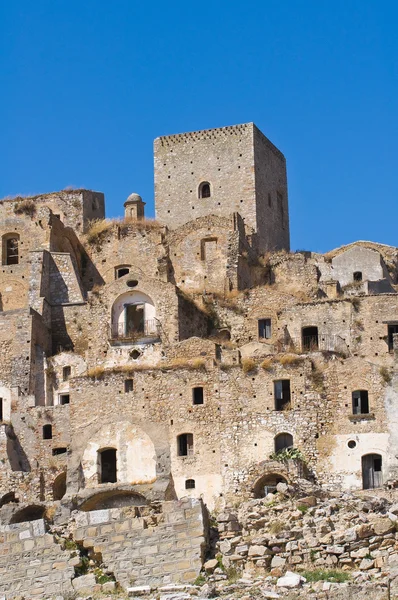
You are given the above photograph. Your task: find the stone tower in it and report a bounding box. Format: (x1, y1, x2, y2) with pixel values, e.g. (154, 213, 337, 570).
(154, 122, 290, 252)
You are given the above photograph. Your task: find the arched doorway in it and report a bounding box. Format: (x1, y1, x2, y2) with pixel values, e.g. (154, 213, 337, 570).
(98, 448, 117, 483)
(362, 454, 382, 489)
(53, 472, 67, 500)
(253, 473, 288, 498)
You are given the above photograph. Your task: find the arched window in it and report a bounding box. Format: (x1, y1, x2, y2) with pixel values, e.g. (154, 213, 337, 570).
(274, 433, 293, 453)
(352, 390, 369, 414)
(2, 233, 19, 265)
(185, 479, 196, 489)
(53, 472, 67, 500)
(198, 182, 211, 199)
(42, 424, 52, 440)
(362, 454, 382, 489)
(98, 448, 117, 483)
(111, 291, 158, 341)
(177, 433, 194, 457)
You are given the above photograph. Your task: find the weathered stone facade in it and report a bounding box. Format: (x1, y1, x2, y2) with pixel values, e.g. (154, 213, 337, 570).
(0, 123, 398, 597)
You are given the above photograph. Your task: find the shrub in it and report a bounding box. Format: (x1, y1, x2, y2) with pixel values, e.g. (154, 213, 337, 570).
(14, 198, 36, 217)
(242, 358, 257, 374)
(86, 366, 106, 379)
(260, 358, 273, 371)
(86, 219, 114, 245)
(299, 569, 350, 583)
(268, 520, 285, 534)
(278, 354, 304, 367)
(270, 447, 306, 462)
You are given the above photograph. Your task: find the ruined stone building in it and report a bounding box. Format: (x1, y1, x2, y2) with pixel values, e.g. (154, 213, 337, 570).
(0, 122, 398, 594)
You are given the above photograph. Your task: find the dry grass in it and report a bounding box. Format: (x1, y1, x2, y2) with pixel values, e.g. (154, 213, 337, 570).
(14, 198, 36, 217)
(380, 366, 392, 385)
(242, 358, 257, 374)
(120, 217, 163, 233)
(260, 358, 273, 371)
(86, 219, 115, 245)
(86, 357, 207, 379)
(278, 354, 304, 367)
(86, 366, 106, 379)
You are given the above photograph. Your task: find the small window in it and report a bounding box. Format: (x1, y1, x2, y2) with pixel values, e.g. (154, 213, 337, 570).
(43, 424, 52, 440)
(274, 433, 293, 452)
(199, 182, 211, 199)
(352, 390, 369, 414)
(177, 433, 194, 457)
(192, 387, 204, 405)
(62, 366, 71, 381)
(52, 447, 67, 456)
(3, 234, 20, 266)
(274, 380, 291, 411)
(258, 319, 271, 339)
(98, 448, 117, 483)
(115, 266, 130, 279)
(302, 326, 319, 351)
(185, 479, 196, 489)
(59, 394, 70, 405)
(124, 379, 134, 393)
(353, 271, 362, 282)
(0, 398, 3, 422)
(388, 324, 398, 352)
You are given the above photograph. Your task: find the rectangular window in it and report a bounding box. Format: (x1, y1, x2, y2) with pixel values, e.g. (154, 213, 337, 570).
(388, 325, 398, 352)
(0, 398, 2, 421)
(52, 447, 67, 455)
(63, 366, 71, 381)
(178, 433, 194, 456)
(258, 319, 271, 339)
(124, 379, 134, 393)
(59, 394, 70, 405)
(192, 387, 204, 405)
(274, 380, 291, 411)
(352, 390, 369, 414)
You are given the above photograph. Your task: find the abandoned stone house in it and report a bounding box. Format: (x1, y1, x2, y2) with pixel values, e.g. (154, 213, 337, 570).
(1, 121, 398, 523)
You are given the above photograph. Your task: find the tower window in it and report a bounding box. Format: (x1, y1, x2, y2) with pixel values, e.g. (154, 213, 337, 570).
(258, 319, 271, 339)
(353, 271, 362, 282)
(185, 479, 196, 489)
(352, 390, 369, 414)
(43, 424, 52, 440)
(177, 433, 194, 456)
(199, 182, 211, 199)
(274, 380, 291, 411)
(2, 234, 20, 266)
(192, 387, 204, 405)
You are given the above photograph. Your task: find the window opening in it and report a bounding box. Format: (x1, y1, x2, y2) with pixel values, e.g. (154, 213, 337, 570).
(353, 271, 363, 282)
(124, 379, 134, 393)
(125, 303, 144, 336)
(192, 387, 204, 405)
(116, 266, 130, 279)
(388, 324, 398, 352)
(43, 424, 52, 440)
(274, 433, 293, 452)
(274, 380, 291, 411)
(3, 235, 19, 265)
(59, 394, 70, 405)
(177, 433, 194, 456)
(98, 448, 117, 483)
(52, 447, 67, 456)
(62, 366, 71, 381)
(352, 390, 369, 414)
(302, 326, 319, 351)
(0, 398, 2, 421)
(199, 182, 211, 199)
(258, 318, 271, 339)
(185, 479, 196, 489)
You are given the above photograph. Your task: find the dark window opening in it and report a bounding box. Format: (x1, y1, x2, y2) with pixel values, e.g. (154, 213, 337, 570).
(302, 326, 319, 351)
(125, 303, 144, 336)
(185, 479, 196, 489)
(353, 271, 363, 282)
(98, 448, 117, 483)
(199, 182, 211, 199)
(274, 432, 293, 452)
(388, 324, 398, 352)
(116, 266, 130, 279)
(258, 318, 271, 339)
(192, 387, 204, 405)
(52, 447, 67, 456)
(3, 236, 19, 265)
(43, 424, 52, 440)
(274, 380, 291, 411)
(0, 398, 2, 421)
(124, 379, 134, 393)
(53, 473, 67, 500)
(352, 390, 369, 414)
(59, 394, 70, 405)
(177, 433, 194, 457)
(62, 366, 71, 381)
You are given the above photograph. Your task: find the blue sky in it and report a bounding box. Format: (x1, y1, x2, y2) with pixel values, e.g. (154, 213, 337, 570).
(1, 1, 397, 252)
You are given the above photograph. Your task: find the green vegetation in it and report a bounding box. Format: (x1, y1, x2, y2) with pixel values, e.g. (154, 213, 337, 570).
(269, 447, 306, 462)
(300, 569, 351, 583)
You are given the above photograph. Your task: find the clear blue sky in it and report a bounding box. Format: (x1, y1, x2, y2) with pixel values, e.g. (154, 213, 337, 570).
(1, 1, 397, 252)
